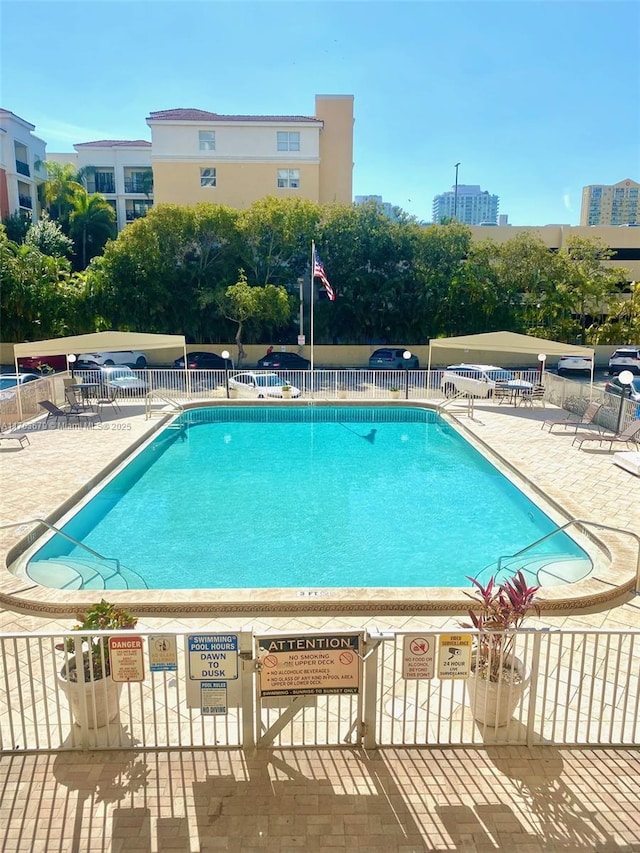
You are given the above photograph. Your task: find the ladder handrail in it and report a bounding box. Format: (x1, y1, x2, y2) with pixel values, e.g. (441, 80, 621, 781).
(144, 390, 185, 419)
(0, 518, 121, 571)
(494, 519, 640, 593)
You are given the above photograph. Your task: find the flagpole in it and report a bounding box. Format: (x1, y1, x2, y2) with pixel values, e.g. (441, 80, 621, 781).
(310, 240, 315, 375)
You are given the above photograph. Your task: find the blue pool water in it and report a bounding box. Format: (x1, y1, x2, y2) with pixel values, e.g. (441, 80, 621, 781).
(27, 406, 589, 590)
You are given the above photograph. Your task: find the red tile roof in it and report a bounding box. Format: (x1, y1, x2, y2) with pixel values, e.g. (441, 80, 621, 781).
(74, 140, 152, 148)
(147, 108, 319, 123)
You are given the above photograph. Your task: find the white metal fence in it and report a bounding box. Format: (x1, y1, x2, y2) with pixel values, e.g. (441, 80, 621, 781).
(2, 369, 638, 431)
(1, 626, 638, 753)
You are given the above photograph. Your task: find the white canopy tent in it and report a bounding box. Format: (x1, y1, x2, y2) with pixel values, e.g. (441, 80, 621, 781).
(14, 331, 187, 372)
(426, 331, 595, 384)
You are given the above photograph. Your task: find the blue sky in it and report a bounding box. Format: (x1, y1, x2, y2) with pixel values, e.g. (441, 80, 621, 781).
(2, 0, 638, 225)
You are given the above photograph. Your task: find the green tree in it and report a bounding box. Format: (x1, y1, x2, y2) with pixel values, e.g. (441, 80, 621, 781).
(24, 212, 74, 258)
(2, 212, 30, 244)
(214, 270, 293, 364)
(41, 161, 87, 229)
(68, 190, 117, 269)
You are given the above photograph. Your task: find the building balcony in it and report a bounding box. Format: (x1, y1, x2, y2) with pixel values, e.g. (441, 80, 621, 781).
(124, 179, 152, 194)
(18, 194, 32, 209)
(87, 179, 116, 195)
(125, 209, 149, 221)
(16, 160, 30, 177)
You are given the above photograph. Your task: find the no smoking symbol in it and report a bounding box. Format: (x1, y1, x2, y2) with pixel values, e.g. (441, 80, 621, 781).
(339, 652, 354, 665)
(410, 638, 430, 656)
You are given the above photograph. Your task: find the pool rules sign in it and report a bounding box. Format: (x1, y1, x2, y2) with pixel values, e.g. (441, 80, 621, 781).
(257, 634, 361, 696)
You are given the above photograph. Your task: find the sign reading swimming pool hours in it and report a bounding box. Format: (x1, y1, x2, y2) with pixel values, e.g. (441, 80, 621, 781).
(187, 634, 239, 681)
(257, 633, 360, 696)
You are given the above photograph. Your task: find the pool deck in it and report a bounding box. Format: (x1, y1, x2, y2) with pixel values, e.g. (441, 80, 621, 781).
(1, 398, 640, 851)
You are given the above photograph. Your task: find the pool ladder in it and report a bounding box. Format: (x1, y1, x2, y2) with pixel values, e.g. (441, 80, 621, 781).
(144, 391, 185, 419)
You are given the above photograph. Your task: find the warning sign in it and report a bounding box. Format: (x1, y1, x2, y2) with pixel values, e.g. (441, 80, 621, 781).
(109, 635, 145, 683)
(437, 633, 472, 679)
(200, 682, 227, 715)
(257, 634, 360, 696)
(402, 634, 435, 680)
(187, 634, 239, 681)
(148, 634, 178, 672)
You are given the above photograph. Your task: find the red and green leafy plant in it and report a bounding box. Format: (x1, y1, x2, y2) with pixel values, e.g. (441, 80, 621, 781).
(58, 599, 138, 682)
(462, 570, 540, 683)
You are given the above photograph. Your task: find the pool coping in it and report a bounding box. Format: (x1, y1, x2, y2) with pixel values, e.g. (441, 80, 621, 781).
(0, 400, 637, 619)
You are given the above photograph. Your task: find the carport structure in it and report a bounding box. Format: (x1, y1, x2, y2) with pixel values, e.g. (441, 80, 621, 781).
(426, 330, 595, 384)
(13, 331, 187, 374)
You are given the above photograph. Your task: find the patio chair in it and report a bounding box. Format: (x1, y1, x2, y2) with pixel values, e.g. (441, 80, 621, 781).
(518, 384, 546, 408)
(0, 429, 30, 448)
(37, 399, 100, 428)
(541, 401, 603, 434)
(95, 385, 121, 415)
(573, 419, 640, 451)
(64, 387, 85, 413)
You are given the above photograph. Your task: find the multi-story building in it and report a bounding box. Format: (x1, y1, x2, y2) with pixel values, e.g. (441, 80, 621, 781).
(581, 178, 640, 226)
(354, 195, 401, 221)
(432, 184, 500, 225)
(0, 109, 47, 223)
(47, 140, 153, 232)
(147, 94, 353, 209)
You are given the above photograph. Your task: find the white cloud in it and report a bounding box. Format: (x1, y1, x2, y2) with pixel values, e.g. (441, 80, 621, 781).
(563, 192, 572, 212)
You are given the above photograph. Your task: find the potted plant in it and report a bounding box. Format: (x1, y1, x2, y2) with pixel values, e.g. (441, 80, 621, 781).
(389, 386, 401, 399)
(337, 385, 348, 399)
(56, 600, 138, 729)
(462, 570, 540, 726)
(281, 385, 292, 399)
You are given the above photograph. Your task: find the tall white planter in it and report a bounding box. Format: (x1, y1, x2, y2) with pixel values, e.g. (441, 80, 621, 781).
(466, 656, 530, 727)
(58, 655, 122, 729)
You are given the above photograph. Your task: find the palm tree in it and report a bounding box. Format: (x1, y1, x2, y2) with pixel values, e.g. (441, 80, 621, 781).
(42, 162, 95, 230)
(68, 190, 116, 269)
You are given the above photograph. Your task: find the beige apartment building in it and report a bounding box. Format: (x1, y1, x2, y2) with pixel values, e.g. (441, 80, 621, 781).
(146, 94, 354, 209)
(468, 224, 640, 284)
(581, 178, 640, 226)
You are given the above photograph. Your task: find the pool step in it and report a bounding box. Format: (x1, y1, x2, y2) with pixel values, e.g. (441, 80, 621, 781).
(486, 553, 593, 587)
(26, 555, 148, 590)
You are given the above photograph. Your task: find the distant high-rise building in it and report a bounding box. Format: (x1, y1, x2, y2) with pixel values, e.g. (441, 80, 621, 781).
(581, 178, 639, 226)
(432, 184, 499, 225)
(354, 194, 400, 221)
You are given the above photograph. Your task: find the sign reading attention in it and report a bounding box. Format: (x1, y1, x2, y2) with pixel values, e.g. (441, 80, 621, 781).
(187, 634, 239, 681)
(257, 634, 360, 696)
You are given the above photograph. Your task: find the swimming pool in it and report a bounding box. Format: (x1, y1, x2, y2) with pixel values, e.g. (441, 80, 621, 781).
(25, 406, 591, 590)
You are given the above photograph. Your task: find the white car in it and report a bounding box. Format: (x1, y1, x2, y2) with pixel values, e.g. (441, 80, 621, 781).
(441, 364, 532, 398)
(608, 347, 640, 376)
(77, 350, 148, 368)
(556, 355, 593, 375)
(100, 366, 148, 395)
(228, 371, 301, 398)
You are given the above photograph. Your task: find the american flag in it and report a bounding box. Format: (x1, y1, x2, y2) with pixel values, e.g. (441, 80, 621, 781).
(312, 248, 336, 301)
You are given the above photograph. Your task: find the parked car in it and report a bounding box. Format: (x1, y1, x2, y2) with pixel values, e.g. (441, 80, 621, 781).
(441, 364, 532, 398)
(173, 351, 233, 370)
(77, 350, 148, 368)
(256, 351, 311, 370)
(0, 372, 41, 391)
(100, 366, 148, 395)
(17, 354, 69, 373)
(556, 355, 593, 375)
(608, 347, 640, 376)
(604, 376, 640, 403)
(228, 371, 301, 398)
(368, 348, 420, 369)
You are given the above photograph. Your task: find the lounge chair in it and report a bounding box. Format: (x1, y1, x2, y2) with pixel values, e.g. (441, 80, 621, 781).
(38, 399, 100, 428)
(541, 401, 603, 433)
(573, 419, 640, 450)
(0, 429, 30, 448)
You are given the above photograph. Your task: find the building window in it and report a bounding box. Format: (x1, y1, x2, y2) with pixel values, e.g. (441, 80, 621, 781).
(277, 132, 300, 152)
(277, 169, 300, 189)
(199, 131, 215, 151)
(200, 168, 217, 187)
